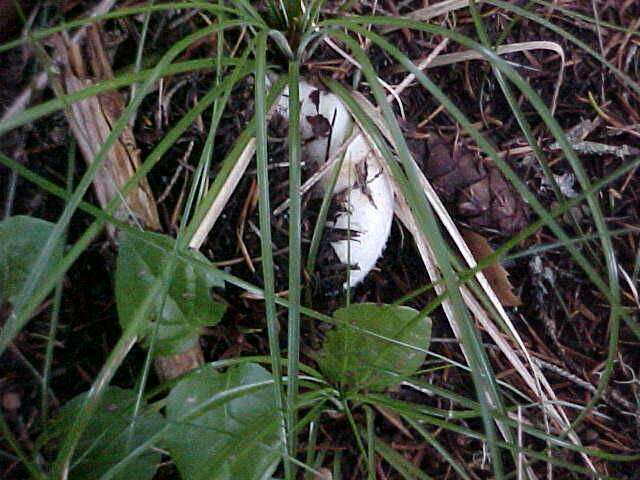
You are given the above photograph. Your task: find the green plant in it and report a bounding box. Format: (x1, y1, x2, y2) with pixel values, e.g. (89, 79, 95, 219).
(115, 232, 227, 357)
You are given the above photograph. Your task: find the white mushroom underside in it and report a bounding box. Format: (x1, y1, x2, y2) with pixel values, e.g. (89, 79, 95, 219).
(275, 79, 395, 288)
(329, 150, 394, 287)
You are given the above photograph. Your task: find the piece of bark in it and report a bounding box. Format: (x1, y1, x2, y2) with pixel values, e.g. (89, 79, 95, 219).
(58, 28, 160, 233)
(65, 75, 161, 231)
(1, 0, 118, 123)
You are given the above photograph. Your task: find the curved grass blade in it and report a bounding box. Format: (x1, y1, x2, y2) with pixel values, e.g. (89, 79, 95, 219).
(4, 68, 251, 480)
(124, 39, 255, 462)
(4, 138, 638, 381)
(305, 148, 346, 278)
(0, 59, 219, 136)
(0, 2, 243, 54)
(59, 55, 288, 478)
(101, 379, 277, 480)
(336, 20, 625, 435)
(373, 435, 435, 480)
(5, 147, 638, 358)
(363, 390, 640, 464)
(326, 15, 635, 338)
(364, 406, 375, 480)
(383, 1, 640, 96)
(465, 0, 575, 224)
(484, 0, 640, 97)
(41, 139, 75, 424)
(530, 0, 640, 37)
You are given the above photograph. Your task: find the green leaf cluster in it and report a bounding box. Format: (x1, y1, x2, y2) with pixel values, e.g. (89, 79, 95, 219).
(40, 387, 163, 480)
(317, 303, 431, 392)
(115, 232, 226, 356)
(0, 216, 63, 308)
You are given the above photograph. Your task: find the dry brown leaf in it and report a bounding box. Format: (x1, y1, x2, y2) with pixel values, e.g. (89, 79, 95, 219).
(375, 405, 414, 439)
(56, 27, 160, 235)
(460, 228, 521, 307)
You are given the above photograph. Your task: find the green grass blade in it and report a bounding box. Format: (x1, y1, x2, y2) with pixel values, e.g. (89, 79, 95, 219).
(123, 37, 251, 456)
(373, 435, 435, 480)
(484, 0, 640, 97)
(403, 415, 472, 480)
(341, 20, 624, 434)
(101, 379, 277, 480)
(193, 9, 228, 205)
(364, 406, 376, 480)
(342, 399, 370, 476)
(185, 43, 255, 226)
(283, 0, 303, 21)
(0, 2, 244, 54)
(303, 420, 319, 480)
(5, 139, 638, 363)
(0, 25, 249, 362)
(530, 0, 640, 36)
(462, 4, 621, 434)
(129, 0, 156, 104)
(466, 0, 571, 213)
(255, 31, 290, 476)
(361, 388, 640, 463)
(305, 149, 346, 278)
(232, 0, 267, 26)
(302, 0, 325, 32)
(40, 137, 75, 425)
(53, 327, 140, 476)
(0, 59, 218, 136)
(286, 58, 302, 475)
(1, 62, 251, 478)
(328, 19, 636, 350)
(182, 75, 286, 241)
(0, 415, 46, 480)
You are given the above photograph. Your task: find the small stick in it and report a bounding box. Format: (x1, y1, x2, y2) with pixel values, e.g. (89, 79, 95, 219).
(386, 38, 449, 100)
(188, 138, 256, 249)
(273, 128, 357, 215)
(236, 179, 258, 273)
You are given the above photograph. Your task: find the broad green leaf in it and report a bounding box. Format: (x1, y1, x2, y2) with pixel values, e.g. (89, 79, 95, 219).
(115, 231, 226, 356)
(165, 363, 282, 480)
(316, 303, 431, 392)
(0, 215, 63, 308)
(43, 387, 163, 480)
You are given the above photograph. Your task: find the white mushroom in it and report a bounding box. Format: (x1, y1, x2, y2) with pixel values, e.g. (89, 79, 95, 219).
(328, 135, 394, 287)
(275, 79, 395, 288)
